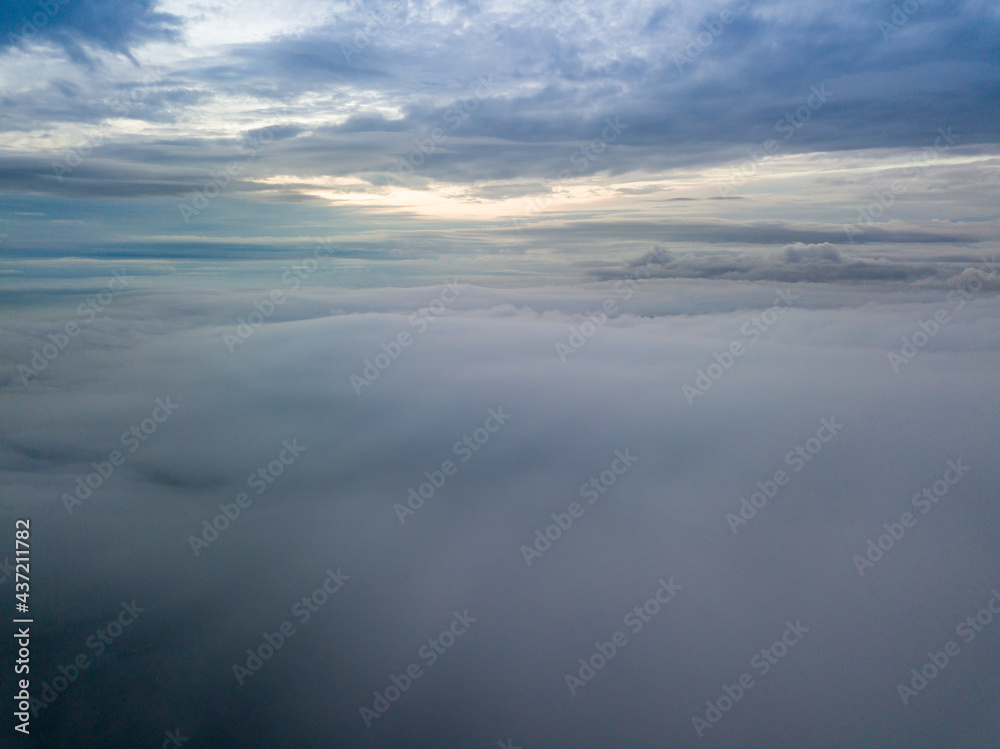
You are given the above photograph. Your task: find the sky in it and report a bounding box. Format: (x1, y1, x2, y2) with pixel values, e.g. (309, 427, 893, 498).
(0, 0, 997, 275)
(1, 1, 1000, 747)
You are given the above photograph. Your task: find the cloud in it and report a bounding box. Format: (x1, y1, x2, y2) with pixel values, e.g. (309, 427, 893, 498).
(1, 1, 998, 744)
(591, 246, 936, 284)
(0, 0, 181, 61)
(2, 276, 999, 745)
(778, 242, 841, 263)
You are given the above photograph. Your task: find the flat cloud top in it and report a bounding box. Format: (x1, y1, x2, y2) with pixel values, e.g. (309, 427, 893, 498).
(2, 276, 999, 745)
